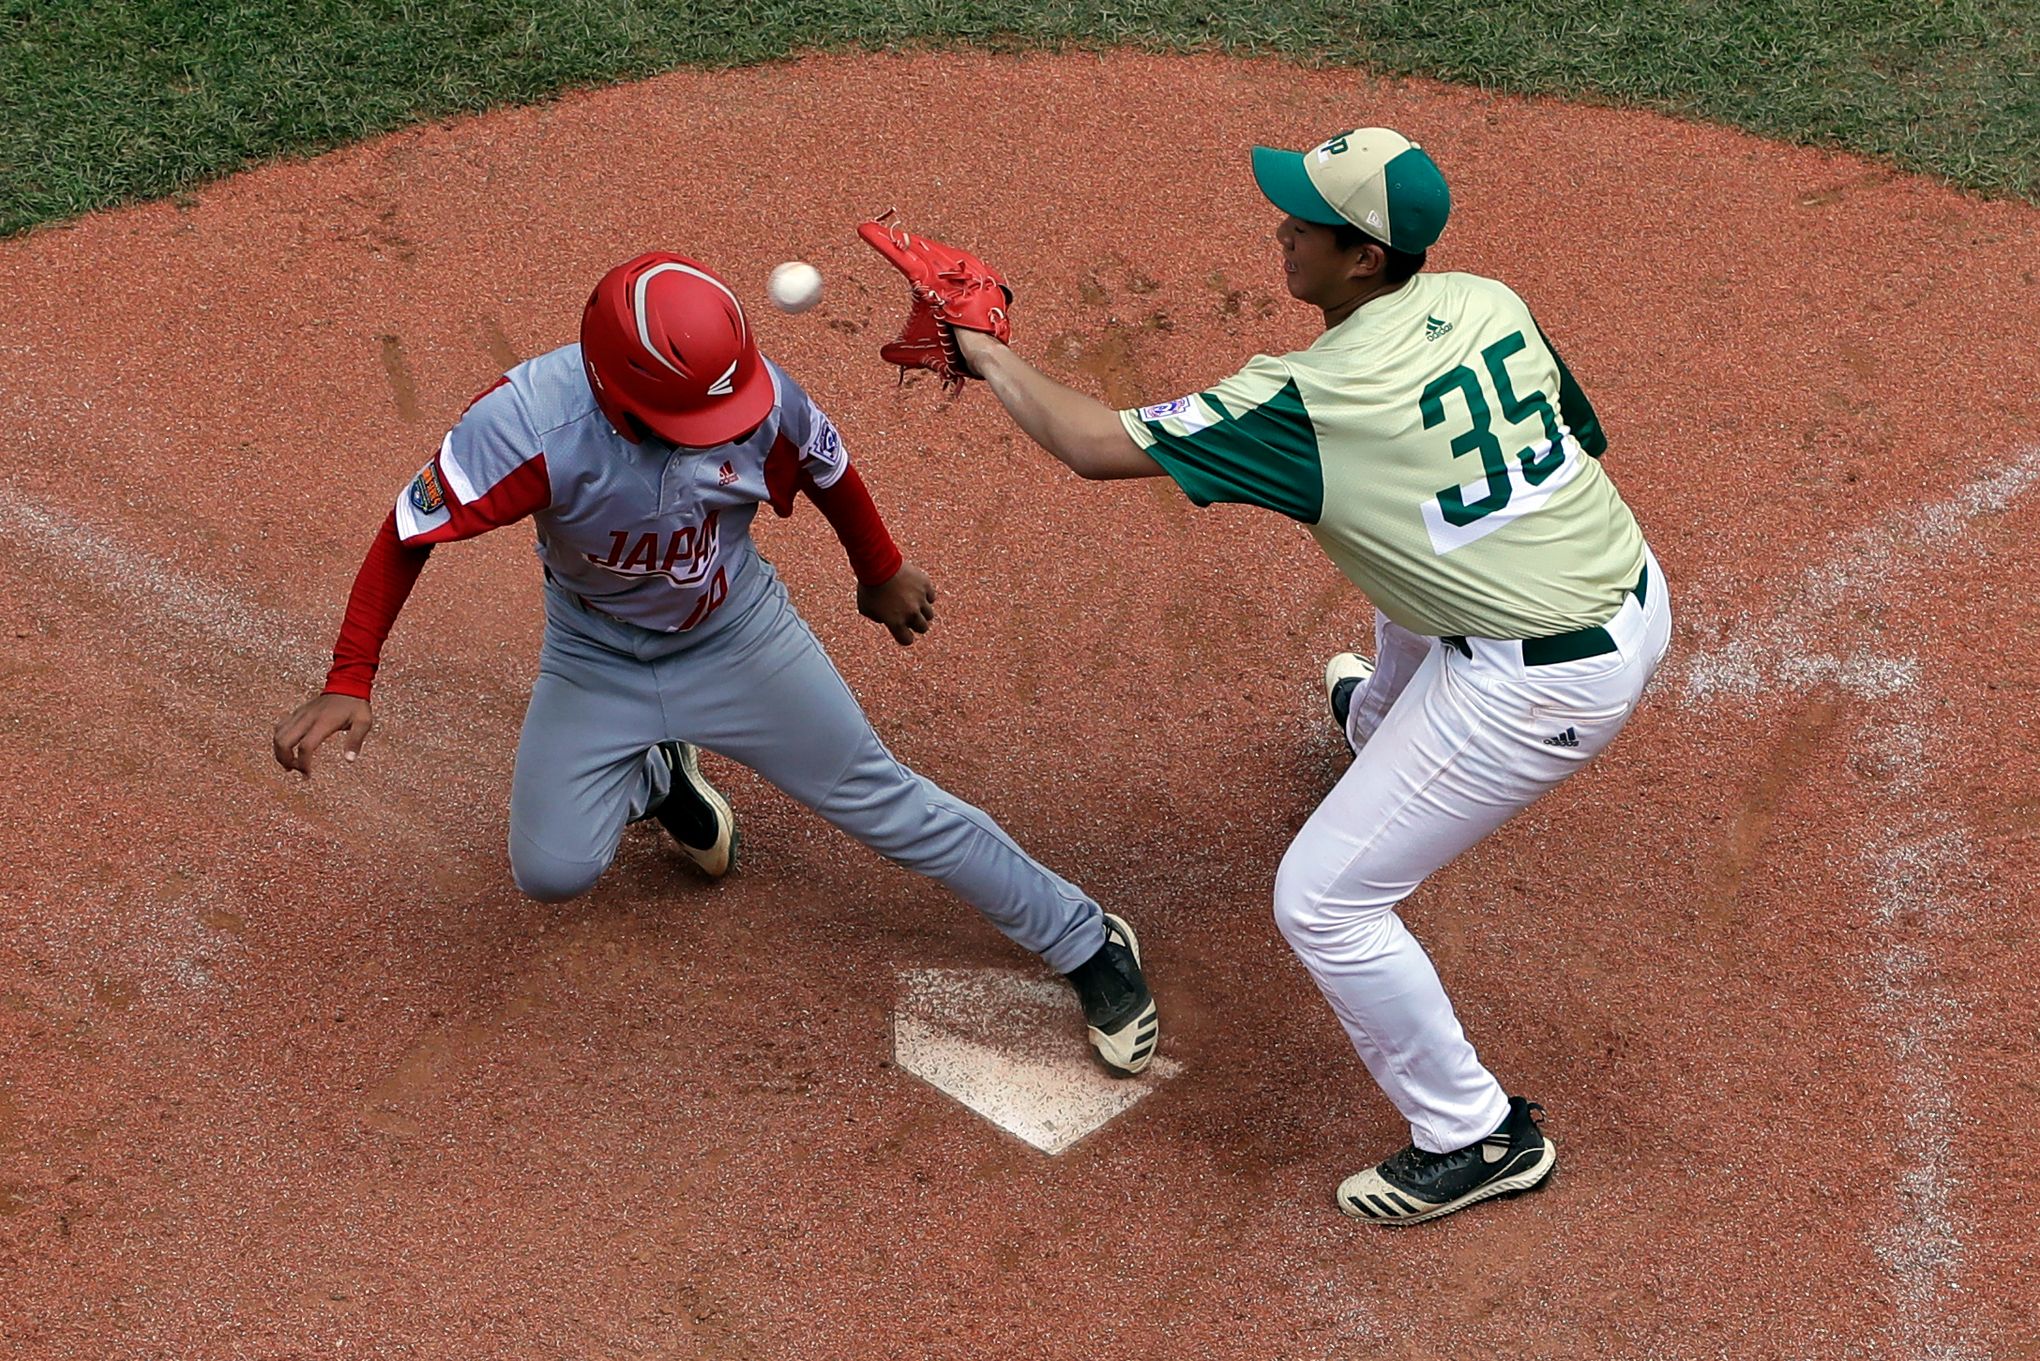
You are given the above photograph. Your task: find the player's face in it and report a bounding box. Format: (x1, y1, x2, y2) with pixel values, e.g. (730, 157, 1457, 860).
(1275, 215, 1368, 308)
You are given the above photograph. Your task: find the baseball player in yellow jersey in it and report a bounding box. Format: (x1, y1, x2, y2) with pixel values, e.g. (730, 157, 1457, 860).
(947, 127, 1671, 1225)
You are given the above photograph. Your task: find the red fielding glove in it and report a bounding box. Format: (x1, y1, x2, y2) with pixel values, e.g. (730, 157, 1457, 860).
(857, 211, 1013, 390)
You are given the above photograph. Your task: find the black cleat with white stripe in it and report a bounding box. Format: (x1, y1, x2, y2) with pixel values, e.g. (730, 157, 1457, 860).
(643, 741, 737, 879)
(1066, 913, 1160, 1076)
(1337, 1097, 1556, 1225)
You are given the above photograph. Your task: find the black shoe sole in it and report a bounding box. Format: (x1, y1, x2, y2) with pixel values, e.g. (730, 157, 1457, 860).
(652, 742, 736, 878)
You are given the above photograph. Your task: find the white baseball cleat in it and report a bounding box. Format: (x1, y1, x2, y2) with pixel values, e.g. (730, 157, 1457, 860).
(647, 741, 737, 879)
(1337, 1097, 1556, 1226)
(1324, 652, 1375, 733)
(1066, 913, 1159, 1076)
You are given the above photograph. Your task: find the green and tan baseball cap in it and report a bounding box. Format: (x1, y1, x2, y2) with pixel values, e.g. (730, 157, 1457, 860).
(1251, 128, 1451, 252)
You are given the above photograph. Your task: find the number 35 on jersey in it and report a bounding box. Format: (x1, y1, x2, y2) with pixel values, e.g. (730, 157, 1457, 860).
(1418, 329, 1585, 556)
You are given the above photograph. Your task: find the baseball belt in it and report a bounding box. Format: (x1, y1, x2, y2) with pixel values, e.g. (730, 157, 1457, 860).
(1444, 562, 1651, 667)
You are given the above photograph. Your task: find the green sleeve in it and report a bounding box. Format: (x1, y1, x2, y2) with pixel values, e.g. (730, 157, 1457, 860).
(1536, 324, 1607, 459)
(1121, 361, 1325, 522)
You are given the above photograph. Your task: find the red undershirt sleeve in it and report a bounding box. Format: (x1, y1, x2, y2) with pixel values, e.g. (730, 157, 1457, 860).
(322, 511, 433, 700)
(801, 464, 904, 587)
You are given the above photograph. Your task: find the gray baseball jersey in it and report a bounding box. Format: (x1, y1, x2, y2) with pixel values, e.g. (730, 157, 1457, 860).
(382, 342, 1105, 972)
(395, 344, 848, 635)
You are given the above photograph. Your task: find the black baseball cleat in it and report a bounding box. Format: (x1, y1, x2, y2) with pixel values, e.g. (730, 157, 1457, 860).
(1065, 913, 1159, 1076)
(644, 741, 737, 879)
(1337, 1096, 1556, 1225)
(1323, 652, 1374, 735)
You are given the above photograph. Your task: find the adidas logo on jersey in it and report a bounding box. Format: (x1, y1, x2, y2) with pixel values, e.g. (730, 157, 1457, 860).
(1542, 727, 1581, 748)
(717, 460, 737, 486)
(1424, 315, 1454, 341)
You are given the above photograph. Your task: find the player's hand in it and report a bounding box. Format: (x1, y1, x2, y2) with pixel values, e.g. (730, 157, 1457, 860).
(857, 562, 938, 647)
(272, 692, 375, 778)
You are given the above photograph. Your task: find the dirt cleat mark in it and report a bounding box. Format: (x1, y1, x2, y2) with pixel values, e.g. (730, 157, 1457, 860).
(1703, 696, 1845, 928)
(200, 908, 244, 936)
(91, 977, 137, 1013)
(480, 315, 521, 372)
(1794, 170, 1896, 208)
(1078, 254, 1159, 307)
(362, 1021, 486, 1137)
(379, 334, 421, 423)
(1206, 269, 1278, 321)
(1051, 325, 1143, 407)
(335, 193, 414, 260)
(1057, 261, 1211, 529)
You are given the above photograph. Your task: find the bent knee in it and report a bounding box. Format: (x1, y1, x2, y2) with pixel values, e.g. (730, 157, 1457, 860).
(1273, 839, 1401, 948)
(510, 845, 605, 904)
(1272, 844, 1327, 945)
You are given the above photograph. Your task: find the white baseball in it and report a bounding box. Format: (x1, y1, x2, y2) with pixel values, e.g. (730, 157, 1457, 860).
(768, 261, 823, 313)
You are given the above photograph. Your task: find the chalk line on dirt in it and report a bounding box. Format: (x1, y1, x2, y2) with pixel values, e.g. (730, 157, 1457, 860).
(1680, 446, 2040, 701)
(0, 481, 312, 667)
(1673, 452, 2037, 1361)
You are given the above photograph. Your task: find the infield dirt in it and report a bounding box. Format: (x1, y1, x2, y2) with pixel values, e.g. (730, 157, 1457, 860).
(2, 50, 2035, 1361)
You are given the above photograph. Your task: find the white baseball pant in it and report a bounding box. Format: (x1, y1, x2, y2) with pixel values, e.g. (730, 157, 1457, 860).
(1275, 548, 1672, 1153)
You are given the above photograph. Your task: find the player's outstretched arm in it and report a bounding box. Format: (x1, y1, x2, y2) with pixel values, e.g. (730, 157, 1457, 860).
(271, 510, 433, 777)
(856, 561, 939, 647)
(272, 693, 374, 778)
(953, 329, 1162, 481)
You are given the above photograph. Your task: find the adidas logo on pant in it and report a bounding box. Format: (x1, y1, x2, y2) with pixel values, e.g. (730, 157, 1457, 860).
(1542, 727, 1580, 748)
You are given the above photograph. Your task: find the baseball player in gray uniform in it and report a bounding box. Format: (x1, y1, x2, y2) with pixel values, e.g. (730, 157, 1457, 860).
(271, 251, 1159, 1075)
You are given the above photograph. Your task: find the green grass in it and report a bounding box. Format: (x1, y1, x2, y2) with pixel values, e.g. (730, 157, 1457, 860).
(3, 1, 2035, 235)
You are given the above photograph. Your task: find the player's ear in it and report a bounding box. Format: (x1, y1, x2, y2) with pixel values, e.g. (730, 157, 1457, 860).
(1349, 240, 1387, 284)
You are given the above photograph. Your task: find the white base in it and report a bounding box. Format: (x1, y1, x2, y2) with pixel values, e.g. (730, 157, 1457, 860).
(892, 968, 1181, 1155)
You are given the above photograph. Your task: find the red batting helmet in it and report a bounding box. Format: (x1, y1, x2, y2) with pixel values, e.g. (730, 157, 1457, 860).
(580, 252, 774, 447)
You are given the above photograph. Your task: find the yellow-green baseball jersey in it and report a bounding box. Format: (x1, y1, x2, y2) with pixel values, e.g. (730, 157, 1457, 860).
(1119, 272, 1644, 640)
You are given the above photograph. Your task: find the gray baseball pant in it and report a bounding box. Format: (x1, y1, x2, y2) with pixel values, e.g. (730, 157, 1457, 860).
(506, 561, 1105, 973)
